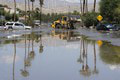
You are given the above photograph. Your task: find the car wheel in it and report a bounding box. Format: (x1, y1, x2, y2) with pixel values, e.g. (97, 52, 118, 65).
(8, 27, 13, 30)
(55, 24, 61, 29)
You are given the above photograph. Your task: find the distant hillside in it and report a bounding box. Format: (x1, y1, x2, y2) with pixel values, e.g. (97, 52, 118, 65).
(0, 0, 99, 13)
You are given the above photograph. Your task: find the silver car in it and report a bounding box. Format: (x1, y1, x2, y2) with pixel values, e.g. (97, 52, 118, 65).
(4, 22, 31, 30)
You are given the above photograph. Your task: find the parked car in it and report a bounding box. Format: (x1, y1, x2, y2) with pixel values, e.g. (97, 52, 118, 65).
(4, 22, 31, 30)
(113, 24, 120, 31)
(96, 24, 120, 31)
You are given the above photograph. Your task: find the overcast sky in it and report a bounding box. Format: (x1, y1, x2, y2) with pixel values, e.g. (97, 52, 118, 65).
(65, 0, 100, 3)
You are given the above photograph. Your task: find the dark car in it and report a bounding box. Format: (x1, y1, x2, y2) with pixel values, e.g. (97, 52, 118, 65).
(113, 24, 120, 31)
(96, 24, 119, 31)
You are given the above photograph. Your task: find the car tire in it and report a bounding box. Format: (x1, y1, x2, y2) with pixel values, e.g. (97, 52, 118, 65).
(55, 24, 61, 29)
(8, 27, 13, 30)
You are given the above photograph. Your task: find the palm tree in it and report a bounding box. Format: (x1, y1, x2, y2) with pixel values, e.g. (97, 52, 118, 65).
(30, 0, 35, 27)
(82, 0, 86, 14)
(25, 0, 27, 23)
(28, 0, 30, 11)
(30, 0, 35, 12)
(80, 0, 83, 14)
(13, 0, 17, 21)
(27, 0, 31, 25)
(85, 0, 88, 12)
(39, 0, 44, 25)
(93, 0, 96, 12)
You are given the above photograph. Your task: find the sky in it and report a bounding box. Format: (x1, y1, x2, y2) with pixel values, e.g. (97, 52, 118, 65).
(65, 0, 100, 3)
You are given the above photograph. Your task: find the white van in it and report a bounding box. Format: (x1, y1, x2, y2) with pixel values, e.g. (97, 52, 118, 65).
(4, 22, 31, 30)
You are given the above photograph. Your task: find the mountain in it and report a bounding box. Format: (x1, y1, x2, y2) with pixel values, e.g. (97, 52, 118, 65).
(0, 0, 99, 13)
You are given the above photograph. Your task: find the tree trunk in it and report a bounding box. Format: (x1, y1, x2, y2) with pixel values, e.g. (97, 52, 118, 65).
(83, 0, 86, 14)
(40, 6, 42, 25)
(25, 0, 27, 23)
(28, 0, 30, 11)
(14, 0, 16, 21)
(85, 0, 88, 13)
(28, 0, 30, 24)
(32, 2, 34, 12)
(93, 0, 96, 12)
(31, 2, 34, 28)
(80, 0, 83, 14)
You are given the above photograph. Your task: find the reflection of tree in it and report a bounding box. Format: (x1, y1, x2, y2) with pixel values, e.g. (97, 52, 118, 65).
(29, 32, 35, 60)
(25, 32, 35, 68)
(100, 42, 120, 64)
(78, 38, 98, 77)
(39, 34, 44, 53)
(92, 42, 98, 75)
(79, 39, 91, 77)
(21, 34, 29, 77)
(13, 38, 17, 80)
(77, 40, 83, 63)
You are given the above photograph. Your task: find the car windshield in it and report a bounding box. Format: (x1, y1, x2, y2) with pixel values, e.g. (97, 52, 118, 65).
(6, 23, 13, 25)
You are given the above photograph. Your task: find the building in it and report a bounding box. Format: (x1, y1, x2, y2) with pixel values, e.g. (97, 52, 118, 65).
(0, 6, 19, 14)
(10, 9, 19, 14)
(0, 6, 11, 13)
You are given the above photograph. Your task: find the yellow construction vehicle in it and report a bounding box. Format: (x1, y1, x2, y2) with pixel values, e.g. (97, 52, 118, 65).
(51, 15, 81, 29)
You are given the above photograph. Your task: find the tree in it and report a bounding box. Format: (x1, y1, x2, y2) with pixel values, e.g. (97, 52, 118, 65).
(39, 0, 44, 25)
(100, 0, 120, 22)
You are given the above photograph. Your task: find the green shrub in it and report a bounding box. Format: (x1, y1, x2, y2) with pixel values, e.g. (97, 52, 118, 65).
(82, 12, 99, 28)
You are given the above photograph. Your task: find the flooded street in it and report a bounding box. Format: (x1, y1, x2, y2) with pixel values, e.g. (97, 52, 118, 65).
(0, 28, 120, 80)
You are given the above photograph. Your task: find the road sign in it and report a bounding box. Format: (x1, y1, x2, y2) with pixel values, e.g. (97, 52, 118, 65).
(97, 15, 103, 21)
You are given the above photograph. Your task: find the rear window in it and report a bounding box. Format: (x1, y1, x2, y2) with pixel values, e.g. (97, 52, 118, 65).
(6, 23, 13, 25)
(15, 23, 24, 26)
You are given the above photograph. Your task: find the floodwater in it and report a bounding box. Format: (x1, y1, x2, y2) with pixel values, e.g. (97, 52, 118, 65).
(0, 29, 120, 80)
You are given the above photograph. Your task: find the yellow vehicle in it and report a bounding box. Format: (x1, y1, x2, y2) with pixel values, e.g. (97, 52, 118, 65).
(51, 16, 80, 29)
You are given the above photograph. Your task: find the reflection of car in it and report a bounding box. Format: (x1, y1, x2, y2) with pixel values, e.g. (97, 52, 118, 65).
(4, 22, 31, 30)
(96, 24, 119, 31)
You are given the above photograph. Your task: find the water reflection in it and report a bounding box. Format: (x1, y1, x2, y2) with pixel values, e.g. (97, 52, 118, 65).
(21, 33, 29, 77)
(1, 30, 120, 80)
(100, 42, 120, 64)
(13, 38, 17, 80)
(78, 37, 99, 77)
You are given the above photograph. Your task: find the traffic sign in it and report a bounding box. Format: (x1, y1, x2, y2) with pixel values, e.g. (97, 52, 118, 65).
(97, 15, 103, 21)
